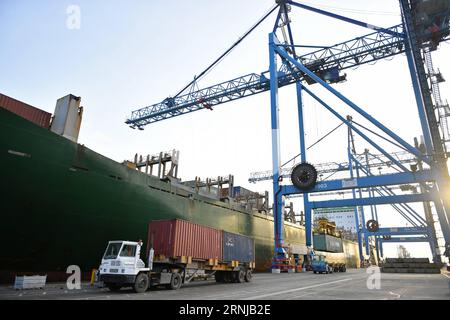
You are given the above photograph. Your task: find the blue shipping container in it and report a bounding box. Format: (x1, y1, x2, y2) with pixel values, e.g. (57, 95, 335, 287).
(222, 231, 255, 263)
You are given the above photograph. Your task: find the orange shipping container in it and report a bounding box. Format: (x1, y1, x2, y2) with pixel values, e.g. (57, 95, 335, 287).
(0, 93, 52, 129)
(147, 219, 223, 261)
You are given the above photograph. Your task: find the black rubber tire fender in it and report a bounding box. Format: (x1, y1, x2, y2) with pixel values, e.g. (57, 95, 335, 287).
(366, 219, 380, 232)
(291, 163, 318, 190)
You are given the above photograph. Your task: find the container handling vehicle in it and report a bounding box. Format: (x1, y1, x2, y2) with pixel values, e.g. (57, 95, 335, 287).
(97, 219, 255, 293)
(311, 254, 346, 274)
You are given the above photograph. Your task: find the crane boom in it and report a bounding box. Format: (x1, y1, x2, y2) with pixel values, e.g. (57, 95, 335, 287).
(248, 151, 418, 183)
(126, 24, 408, 128)
(126, 20, 449, 129)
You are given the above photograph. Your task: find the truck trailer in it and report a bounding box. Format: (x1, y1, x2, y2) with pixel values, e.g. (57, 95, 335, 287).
(98, 219, 255, 293)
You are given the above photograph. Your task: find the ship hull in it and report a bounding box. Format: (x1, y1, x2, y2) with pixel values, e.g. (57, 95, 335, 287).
(0, 108, 361, 282)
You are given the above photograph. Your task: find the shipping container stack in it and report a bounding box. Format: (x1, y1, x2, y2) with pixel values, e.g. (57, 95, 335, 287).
(0, 93, 52, 129)
(380, 258, 442, 274)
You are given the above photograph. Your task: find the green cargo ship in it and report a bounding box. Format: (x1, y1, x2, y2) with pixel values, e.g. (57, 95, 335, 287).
(0, 94, 361, 282)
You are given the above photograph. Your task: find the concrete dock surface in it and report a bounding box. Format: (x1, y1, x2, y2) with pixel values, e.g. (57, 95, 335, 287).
(1, 269, 449, 300)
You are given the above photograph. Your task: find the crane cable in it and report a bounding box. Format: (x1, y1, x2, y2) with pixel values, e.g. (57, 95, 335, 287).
(172, 3, 279, 99)
(350, 119, 408, 152)
(281, 122, 345, 168)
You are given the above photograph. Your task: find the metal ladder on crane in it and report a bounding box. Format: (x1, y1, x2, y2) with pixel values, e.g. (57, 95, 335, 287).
(422, 47, 449, 261)
(423, 47, 450, 153)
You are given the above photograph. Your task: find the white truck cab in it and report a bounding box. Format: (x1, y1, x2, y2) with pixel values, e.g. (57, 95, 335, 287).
(98, 241, 150, 292)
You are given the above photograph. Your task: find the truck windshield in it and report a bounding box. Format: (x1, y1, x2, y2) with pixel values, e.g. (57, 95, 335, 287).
(120, 245, 137, 257)
(103, 242, 122, 260)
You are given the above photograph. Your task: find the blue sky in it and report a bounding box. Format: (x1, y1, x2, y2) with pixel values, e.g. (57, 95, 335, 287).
(1, 0, 449, 260)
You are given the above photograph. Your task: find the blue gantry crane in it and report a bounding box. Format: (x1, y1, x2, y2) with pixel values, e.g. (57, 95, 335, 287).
(126, 0, 450, 266)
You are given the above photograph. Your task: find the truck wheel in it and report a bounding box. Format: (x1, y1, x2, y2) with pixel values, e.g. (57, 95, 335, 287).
(106, 283, 122, 292)
(134, 273, 149, 293)
(244, 270, 253, 282)
(237, 270, 245, 283)
(169, 273, 182, 290)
